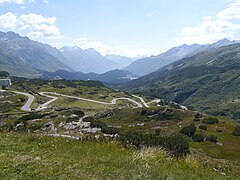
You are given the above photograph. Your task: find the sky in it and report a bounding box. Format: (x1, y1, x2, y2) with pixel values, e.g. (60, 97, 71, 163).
(0, 0, 240, 57)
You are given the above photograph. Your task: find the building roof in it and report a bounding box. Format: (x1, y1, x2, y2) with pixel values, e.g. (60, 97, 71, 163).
(0, 79, 11, 86)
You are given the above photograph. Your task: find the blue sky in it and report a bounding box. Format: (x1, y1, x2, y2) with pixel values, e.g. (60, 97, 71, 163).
(0, 0, 240, 57)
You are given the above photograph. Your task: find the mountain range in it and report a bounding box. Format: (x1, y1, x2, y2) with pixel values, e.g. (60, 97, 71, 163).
(0, 31, 137, 81)
(123, 43, 240, 120)
(42, 69, 137, 83)
(124, 39, 239, 76)
(1, 31, 238, 80)
(105, 54, 135, 68)
(59, 46, 120, 74)
(0, 31, 71, 77)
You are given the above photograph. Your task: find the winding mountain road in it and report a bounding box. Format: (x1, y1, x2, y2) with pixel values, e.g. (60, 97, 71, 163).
(0, 90, 35, 111)
(6, 90, 161, 112)
(132, 95, 150, 108)
(147, 99, 161, 105)
(39, 92, 143, 108)
(12, 91, 35, 111)
(35, 92, 59, 111)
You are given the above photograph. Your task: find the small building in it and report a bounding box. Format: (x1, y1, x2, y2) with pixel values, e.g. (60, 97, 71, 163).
(0, 79, 11, 89)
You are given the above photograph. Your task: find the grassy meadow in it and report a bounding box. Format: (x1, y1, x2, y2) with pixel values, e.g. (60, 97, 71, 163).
(0, 132, 238, 179)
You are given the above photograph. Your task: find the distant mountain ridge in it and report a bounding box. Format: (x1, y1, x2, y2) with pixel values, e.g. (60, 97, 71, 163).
(0, 31, 71, 77)
(105, 54, 135, 68)
(1, 30, 239, 83)
(123, 39, 240, 76)
(0, 31, 137, 77)
(60, 46, 120, 74)
(42, 69, 137, 83)
(123, 43, 240, 120)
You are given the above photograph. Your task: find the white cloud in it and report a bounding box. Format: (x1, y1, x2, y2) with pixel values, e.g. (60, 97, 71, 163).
(0, 12, 63, 39)
(0, 12, 18, 28)
(43, 0, 48, 4)
(19, 13, 56, 25)
(217, 5, 240, 20)
(176, 0, 240, 44)
(0, 0, 34, 4)
(0, 0, 24, 4)
(75, 37, 162, 58)
(27, 24, 62, 38)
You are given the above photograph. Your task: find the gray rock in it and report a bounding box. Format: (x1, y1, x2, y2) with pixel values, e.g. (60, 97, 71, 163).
(82, 127, 101, 133)
(59, 122, 65, 127)
(50, 126, 58, 133)
(15, 122, 25, 130)
(70, 114, 78, 118)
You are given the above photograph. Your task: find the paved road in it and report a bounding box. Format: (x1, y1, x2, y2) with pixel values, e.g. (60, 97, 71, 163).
(40, 92, 143, 108)
(4, 90, 187, 112)
(35, 92, 59, 111)
(5, 90, 147, 112)
(147, 99, 161, 105)
(132, 95, 150, 108)
(112, 97, 143, 108)
(11, 91, 35, 111)
(4, 89, 189, 112)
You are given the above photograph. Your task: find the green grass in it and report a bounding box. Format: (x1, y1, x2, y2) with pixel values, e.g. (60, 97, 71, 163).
(95, 108, 240, 161)
(14, 80, 131, 103)
(1, 78, 239, 178)
(30, 95, 52, 109)
(0, 92, 25, 113)
(51, 96, 111, 115)
(0, 132, 238, 179)
(50, 96, 137, 115)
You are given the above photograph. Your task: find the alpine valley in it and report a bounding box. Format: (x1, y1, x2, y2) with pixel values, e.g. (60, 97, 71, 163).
(0, 30, 240, 179)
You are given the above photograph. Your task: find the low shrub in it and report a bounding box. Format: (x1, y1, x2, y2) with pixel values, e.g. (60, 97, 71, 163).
(232, 125, 240, 136)
(164, 135, 190, 157)
(140, 109, 147, 116)
(18, 113, 47, 121)
(66, 117, 78, 123)
(199, 124, 207, 130)
(202, 118, 219, 124)
(207, 135, 218, 143)
(14, 113, 48, 129)
(28, 124, 43, 132)
(88, 118, 119, 135)
(118, 132, 189, 157)
(65, 109, 85, 117)
(72, 109, 85, 117)
(180, 124, 196, 137)
(19, 97, 26, 102)
(192, 134, 205, 142)
(83, 116, 94, 122)
(155, 111, 181, 121)
(194, 112, 203, 119)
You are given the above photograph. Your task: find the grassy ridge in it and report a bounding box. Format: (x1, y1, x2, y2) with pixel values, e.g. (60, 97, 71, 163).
(125, 44, 240, 121)
(0, 132, 238, 179)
